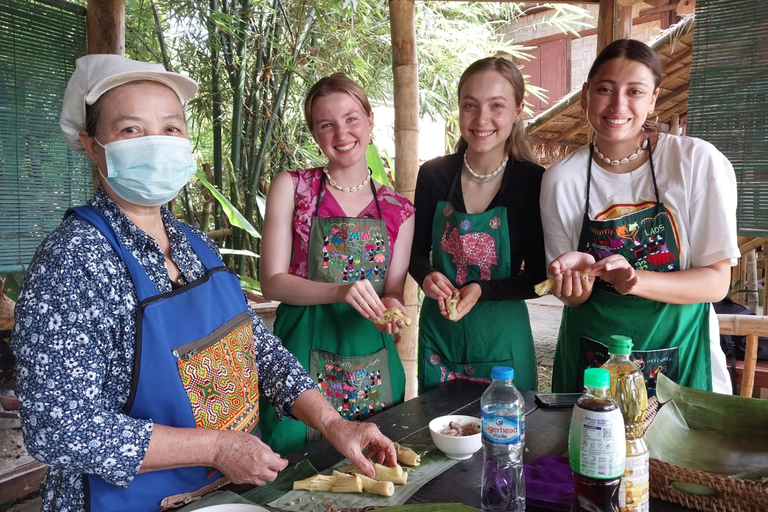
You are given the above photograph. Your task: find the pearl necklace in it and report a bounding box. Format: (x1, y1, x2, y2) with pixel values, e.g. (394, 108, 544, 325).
(593, 139, 648, 166)
(323, 167, 371, 192)
(463, 153, 509, 184)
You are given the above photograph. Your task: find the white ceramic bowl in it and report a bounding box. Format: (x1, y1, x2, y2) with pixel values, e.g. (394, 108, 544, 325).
(428, 414, 482, 460)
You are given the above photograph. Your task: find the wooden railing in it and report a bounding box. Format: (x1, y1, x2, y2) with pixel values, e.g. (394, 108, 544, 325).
(717, 313, 768, 397)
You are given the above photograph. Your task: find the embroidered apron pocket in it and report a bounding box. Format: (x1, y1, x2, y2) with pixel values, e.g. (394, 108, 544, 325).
(173, 311, 260, 433)
(578, 336, 679, 397)
(309, 347, 393, 438)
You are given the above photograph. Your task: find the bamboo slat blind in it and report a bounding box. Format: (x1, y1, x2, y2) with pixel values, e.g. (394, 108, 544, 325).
(0, 0, 91, 272)
(687, 0, 768, 237)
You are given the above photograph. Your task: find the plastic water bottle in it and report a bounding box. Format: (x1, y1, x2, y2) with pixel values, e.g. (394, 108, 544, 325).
(480, 366, 525, 511)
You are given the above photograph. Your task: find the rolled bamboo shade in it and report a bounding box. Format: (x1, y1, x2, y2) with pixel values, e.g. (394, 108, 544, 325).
(687, 0, 768, 237)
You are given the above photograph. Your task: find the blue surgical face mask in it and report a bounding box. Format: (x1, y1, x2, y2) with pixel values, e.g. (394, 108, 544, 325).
(95, 136, 196, 207)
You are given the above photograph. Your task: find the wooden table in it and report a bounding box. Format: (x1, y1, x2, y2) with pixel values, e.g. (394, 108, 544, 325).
(281, 379, 693, 511)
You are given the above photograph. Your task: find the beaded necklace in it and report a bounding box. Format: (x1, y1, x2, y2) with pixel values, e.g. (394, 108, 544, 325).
(463, 153, 509, 184)
(323, 167, 372, 192)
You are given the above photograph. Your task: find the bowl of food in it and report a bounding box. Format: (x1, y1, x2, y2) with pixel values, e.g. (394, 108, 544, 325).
(428, 414, 482, 460)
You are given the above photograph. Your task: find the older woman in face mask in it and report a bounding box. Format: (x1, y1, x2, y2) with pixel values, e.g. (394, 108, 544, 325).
(10, 55, 395, 512)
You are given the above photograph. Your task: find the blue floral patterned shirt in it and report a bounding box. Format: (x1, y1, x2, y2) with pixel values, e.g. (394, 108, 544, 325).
(10, 188, 316, 512)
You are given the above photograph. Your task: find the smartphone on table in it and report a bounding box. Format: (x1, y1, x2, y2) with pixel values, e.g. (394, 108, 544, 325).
(534, 392, 583, 409)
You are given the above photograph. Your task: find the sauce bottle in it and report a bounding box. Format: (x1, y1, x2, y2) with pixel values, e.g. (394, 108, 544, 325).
(569, 368, 626, 512)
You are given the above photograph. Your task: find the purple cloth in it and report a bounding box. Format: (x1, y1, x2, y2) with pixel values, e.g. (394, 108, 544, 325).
(524, 455, 574, 511)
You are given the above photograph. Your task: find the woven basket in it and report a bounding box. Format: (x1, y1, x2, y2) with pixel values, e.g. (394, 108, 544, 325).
(644, 396, 768, 512)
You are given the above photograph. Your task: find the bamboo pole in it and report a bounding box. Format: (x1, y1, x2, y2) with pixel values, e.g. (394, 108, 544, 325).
(390, 0, 419, 401)
(717, 314, 768, 398)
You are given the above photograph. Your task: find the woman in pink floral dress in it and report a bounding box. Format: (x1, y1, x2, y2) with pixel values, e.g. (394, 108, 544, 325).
(259, 73, 415, 454)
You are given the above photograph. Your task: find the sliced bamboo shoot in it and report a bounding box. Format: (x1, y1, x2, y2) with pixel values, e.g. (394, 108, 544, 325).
(332, 473, 363, 493)
(394, 442, 421, 466)
(358, 473, 395, 496)
(338, 462, 408, 485)
(293, 474, 335, 492)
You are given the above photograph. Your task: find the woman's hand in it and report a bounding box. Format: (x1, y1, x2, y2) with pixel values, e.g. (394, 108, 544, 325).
(422, 271, 457, 302)
(211, 430, 288, 486)
(376, 296, 407, 335)
(322, 417, 398, 478)
(340, 280, 386, 320)
(440, 282, 481, 321)
(548, 251, 596, 306)
(589, 255, 638, 295)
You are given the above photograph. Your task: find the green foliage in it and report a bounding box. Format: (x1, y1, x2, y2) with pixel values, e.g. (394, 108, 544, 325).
(115, 0, 590, 279)
(0, 274, 23, 303)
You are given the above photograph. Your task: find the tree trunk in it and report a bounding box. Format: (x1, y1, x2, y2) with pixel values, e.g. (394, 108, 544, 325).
(390, 0, 419, 401)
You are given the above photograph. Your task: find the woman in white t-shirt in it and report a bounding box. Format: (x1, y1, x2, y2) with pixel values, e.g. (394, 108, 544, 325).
(540, 39, 739, 395)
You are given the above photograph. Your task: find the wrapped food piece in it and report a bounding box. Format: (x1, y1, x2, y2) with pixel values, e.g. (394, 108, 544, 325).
(337, 462, 408, 485)
(446, 291, 460, 321)
(293, 473, 363, 493)
(370, 307, 412, 327)
(394, 442, 421, 466)
(534, 272, 589, 296)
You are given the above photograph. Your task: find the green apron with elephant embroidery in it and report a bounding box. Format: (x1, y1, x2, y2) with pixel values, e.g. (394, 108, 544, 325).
(552, 140, 711, 396)
(258, 176, 405, 455)
(417, 163, 537, 394)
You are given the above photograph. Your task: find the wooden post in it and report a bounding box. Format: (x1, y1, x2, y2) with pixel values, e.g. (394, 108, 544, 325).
(86, 0, 125, 55)
(598, 0, 634, 54)
(86, 0, 124, 189)
(389, 0, 420, 400)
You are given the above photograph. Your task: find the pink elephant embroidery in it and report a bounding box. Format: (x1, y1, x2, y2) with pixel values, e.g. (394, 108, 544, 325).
(440, 221, 497, 285)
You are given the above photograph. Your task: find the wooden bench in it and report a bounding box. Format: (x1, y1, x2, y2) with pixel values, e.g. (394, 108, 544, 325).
(717, 313, 768, 397)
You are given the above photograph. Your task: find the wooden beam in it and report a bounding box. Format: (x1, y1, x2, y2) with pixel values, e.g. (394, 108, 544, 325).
(598, 0, 633, 54)
(389, 0, 419, 401)
(739, 237, 768, 255)
(640, 2, 679, 17)
(521, 14, 661, 48)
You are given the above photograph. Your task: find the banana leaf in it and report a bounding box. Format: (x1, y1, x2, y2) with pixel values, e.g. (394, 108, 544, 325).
(367, 143, 392, 188)
(646, 374, 768, 477)
(268, 444, 461, 511)
(656, 373, 768, 433)
(195, 171, 260, 238)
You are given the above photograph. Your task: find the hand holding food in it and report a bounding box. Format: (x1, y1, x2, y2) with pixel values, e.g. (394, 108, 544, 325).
(370, 307, 412, 327)
(445, 291, 460, 320)
(534, 272, 589, 296)
(337, 462, 408, 485)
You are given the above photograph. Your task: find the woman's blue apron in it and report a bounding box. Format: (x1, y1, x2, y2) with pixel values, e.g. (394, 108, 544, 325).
(68, 206, 260, 512)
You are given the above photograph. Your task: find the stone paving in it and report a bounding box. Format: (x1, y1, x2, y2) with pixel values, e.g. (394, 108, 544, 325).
(527, 294, 564, 367)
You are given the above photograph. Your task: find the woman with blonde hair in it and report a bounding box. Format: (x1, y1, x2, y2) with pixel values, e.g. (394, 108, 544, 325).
(409, 55, 546, 393)
(260, 73, 415, 453)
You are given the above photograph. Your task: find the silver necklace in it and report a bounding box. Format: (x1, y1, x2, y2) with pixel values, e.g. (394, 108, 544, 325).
(463, 153, 509, 184)
(593, 139, 648, 166)
(323, 167, 371, 193)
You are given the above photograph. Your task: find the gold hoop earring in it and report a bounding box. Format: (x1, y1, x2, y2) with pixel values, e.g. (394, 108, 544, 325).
(580, 108, 588, 126)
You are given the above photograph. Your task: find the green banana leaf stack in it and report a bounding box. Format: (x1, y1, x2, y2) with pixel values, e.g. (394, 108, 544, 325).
(644, 373, 768, 511)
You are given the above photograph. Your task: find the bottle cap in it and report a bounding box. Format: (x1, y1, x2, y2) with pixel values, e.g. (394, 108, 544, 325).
(491, 366, 514, 381)
(584, 368, 610, 390)
(608, 335, 633, 355)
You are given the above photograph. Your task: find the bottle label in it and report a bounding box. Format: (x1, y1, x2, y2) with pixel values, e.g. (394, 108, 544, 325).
(569, 406, 625, 479)
(481, 412, 524, 445)
(620, 452, 650, 512)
